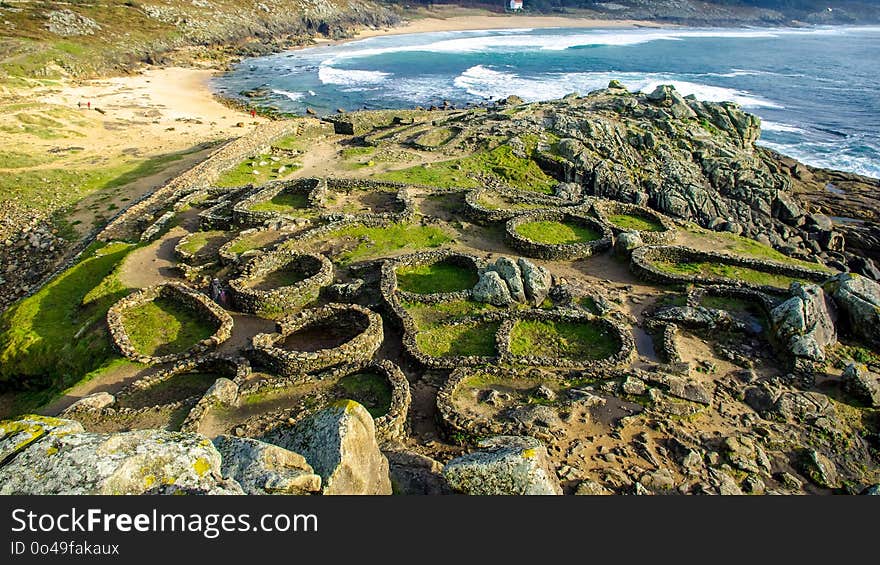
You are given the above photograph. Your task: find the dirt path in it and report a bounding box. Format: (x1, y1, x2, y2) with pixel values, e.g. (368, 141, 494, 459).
(39, 362, 160, 416)
(117, 208, 201, 288)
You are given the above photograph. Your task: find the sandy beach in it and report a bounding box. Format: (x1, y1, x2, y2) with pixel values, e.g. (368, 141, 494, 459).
(352, 12, 665, 40)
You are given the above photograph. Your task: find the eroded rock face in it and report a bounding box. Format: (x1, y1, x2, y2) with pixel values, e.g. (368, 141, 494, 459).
(0, 417, 241, 495)
(264, 401, 392, 495)
(771, 283, 836, 362)
(828, 273, 880, 347)
(842, 364, 880, 407)
(489, 257, 526, 303)
(213, 435, 321, 495)
(473, 270, 513, 306)
(442, 436, 562, 495)
(518, 258, 552, 306)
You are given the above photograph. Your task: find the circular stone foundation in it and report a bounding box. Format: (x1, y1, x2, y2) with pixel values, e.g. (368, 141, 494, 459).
(385, 251, 482, 302)
(249, 303, 384, 377)
(228, 250, 333, 318)
(590, 200, 677, 244)
(498, 311, 634, 369)
(505, 210, 612, 260)
(107, 282, 233, 364)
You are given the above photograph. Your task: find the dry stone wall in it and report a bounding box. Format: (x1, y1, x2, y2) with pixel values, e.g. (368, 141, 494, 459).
(249, 303, 384, 378)
(106, 282, 233, 364)
(228, 250, 333, 318)
(505, 210, 613, 260)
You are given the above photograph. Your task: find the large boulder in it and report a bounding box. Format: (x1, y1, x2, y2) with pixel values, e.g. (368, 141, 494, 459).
(473, 270, 513, 306)
(770, 283, 836, 362)
(614, 231, 644, 255)
(842, 364, 880, 407)
(488, 257, 526, 303)
(442, 436, 562, 495)
(517, 258, 552, 306)
(0, 416, 241, 495)
(828, 273, 880, 347)
(213, 435, 321, 495)
(264, 401, 392, 495)
(61, 392, 115, 415)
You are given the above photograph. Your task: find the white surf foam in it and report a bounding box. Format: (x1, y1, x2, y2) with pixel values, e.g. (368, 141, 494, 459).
(451, 66, 783, 109)
(761, 120, 807, 134)
(272, 89, 304, 101)
(317, 65, 390, 85)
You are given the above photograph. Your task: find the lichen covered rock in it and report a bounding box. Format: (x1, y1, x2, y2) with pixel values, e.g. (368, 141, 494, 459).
(442, 436, 562, 495)
(770, 283, 836, 362)
(213, 435, 321, 495)
(473, 270, 513, 306)
(264, 400, 392, 495)
(828, 273, 880, 347)
(0, 417, 241, 495)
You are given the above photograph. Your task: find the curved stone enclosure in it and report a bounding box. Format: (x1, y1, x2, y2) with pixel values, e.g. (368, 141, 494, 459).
(233, 177, 324, 228)
(249, 303, 384, 378)
(464, 186, 576, 224)
(630, 245, 831, 293)
(590, 200, 677, 245)
(497, 309, 635, 370)
(106, 282, 233, 365)
(228, 250, 334, 318)
(381, 250, 483, 304)
(505, 210, 613, 260)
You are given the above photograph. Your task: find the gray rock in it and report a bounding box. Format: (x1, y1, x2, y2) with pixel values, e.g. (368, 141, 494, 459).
(213, 436, 321, 495)
(860, 484, 880, 495)
(473, 270, 513, 306)
(829, 273, 880, 347)
(614, 231, 644, 255)
(517, 258, 552, 306)
(774, 391, 836, 422)
(0, 415, 84, 466)
(61, 392, 115, 414)
(622, 376, 647, 396)
(533, 384, 556, 401)
(841, 363, 880, 407)
(0, 417, 241, 495)
(801, 449, 840, 489)
(203, 378, 238, 406)
(575, 478, 613, 495)
(384, 448, 451, 495)
(265, 400, 392, 495)
(770, 283, 836, 362)
(723, 435, 771, 475)
(443, 436, 562, 495)
(504, 404, 565, 432)
(555, 182, 583, 201)
(489, 257, 526, 303)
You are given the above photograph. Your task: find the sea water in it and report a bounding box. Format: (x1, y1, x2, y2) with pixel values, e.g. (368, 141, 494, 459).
(213, 26, 880, 178)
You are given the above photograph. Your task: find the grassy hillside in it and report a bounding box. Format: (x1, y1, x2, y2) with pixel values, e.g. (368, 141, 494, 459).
(0, 0, 399, 79)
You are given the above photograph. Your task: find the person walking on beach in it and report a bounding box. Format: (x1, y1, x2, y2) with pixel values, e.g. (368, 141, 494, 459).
(87, 101, 91, 110)
(250, 109, 256, 119)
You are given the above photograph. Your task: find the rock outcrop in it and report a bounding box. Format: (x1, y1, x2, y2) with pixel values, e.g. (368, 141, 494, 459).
(263, 401, 392, 495)
(442, 436, 562, 495)
(0, 416, 242, 495)
(473, 256, 552, 307)
(213, 435, 322, 495)
(842, 364, 880, 407)
(770, 283, 836, 364)
(827, 273, 880, 347)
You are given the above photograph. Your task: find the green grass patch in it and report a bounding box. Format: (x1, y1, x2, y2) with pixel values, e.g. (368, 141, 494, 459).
(326, 223, 452, 265)
(414, 127, 456, 147)
(178, 230, 226, 256)
(515, 219, 601, 245)
(377, 145, 556, 193)
(335, 372, 392, 418)
(655, 260, 807, 289)
(248, 191, 310, 214)
(608, 213, 664, 232)
(122, 297, 218, 357)
(509, 319, 620, 361)
(215, 155, 300, 188)
(0, 242, 136, 401)
(249, 267, 309, 290)
(683, 225, 835, 273)
(401, 300, 501, 328)
(396, 260, 478, 294)
(416, 321, 500, 358)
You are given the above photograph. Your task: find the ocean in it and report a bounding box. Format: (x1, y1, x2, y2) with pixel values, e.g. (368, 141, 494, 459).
(212, 26, 880, 178)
